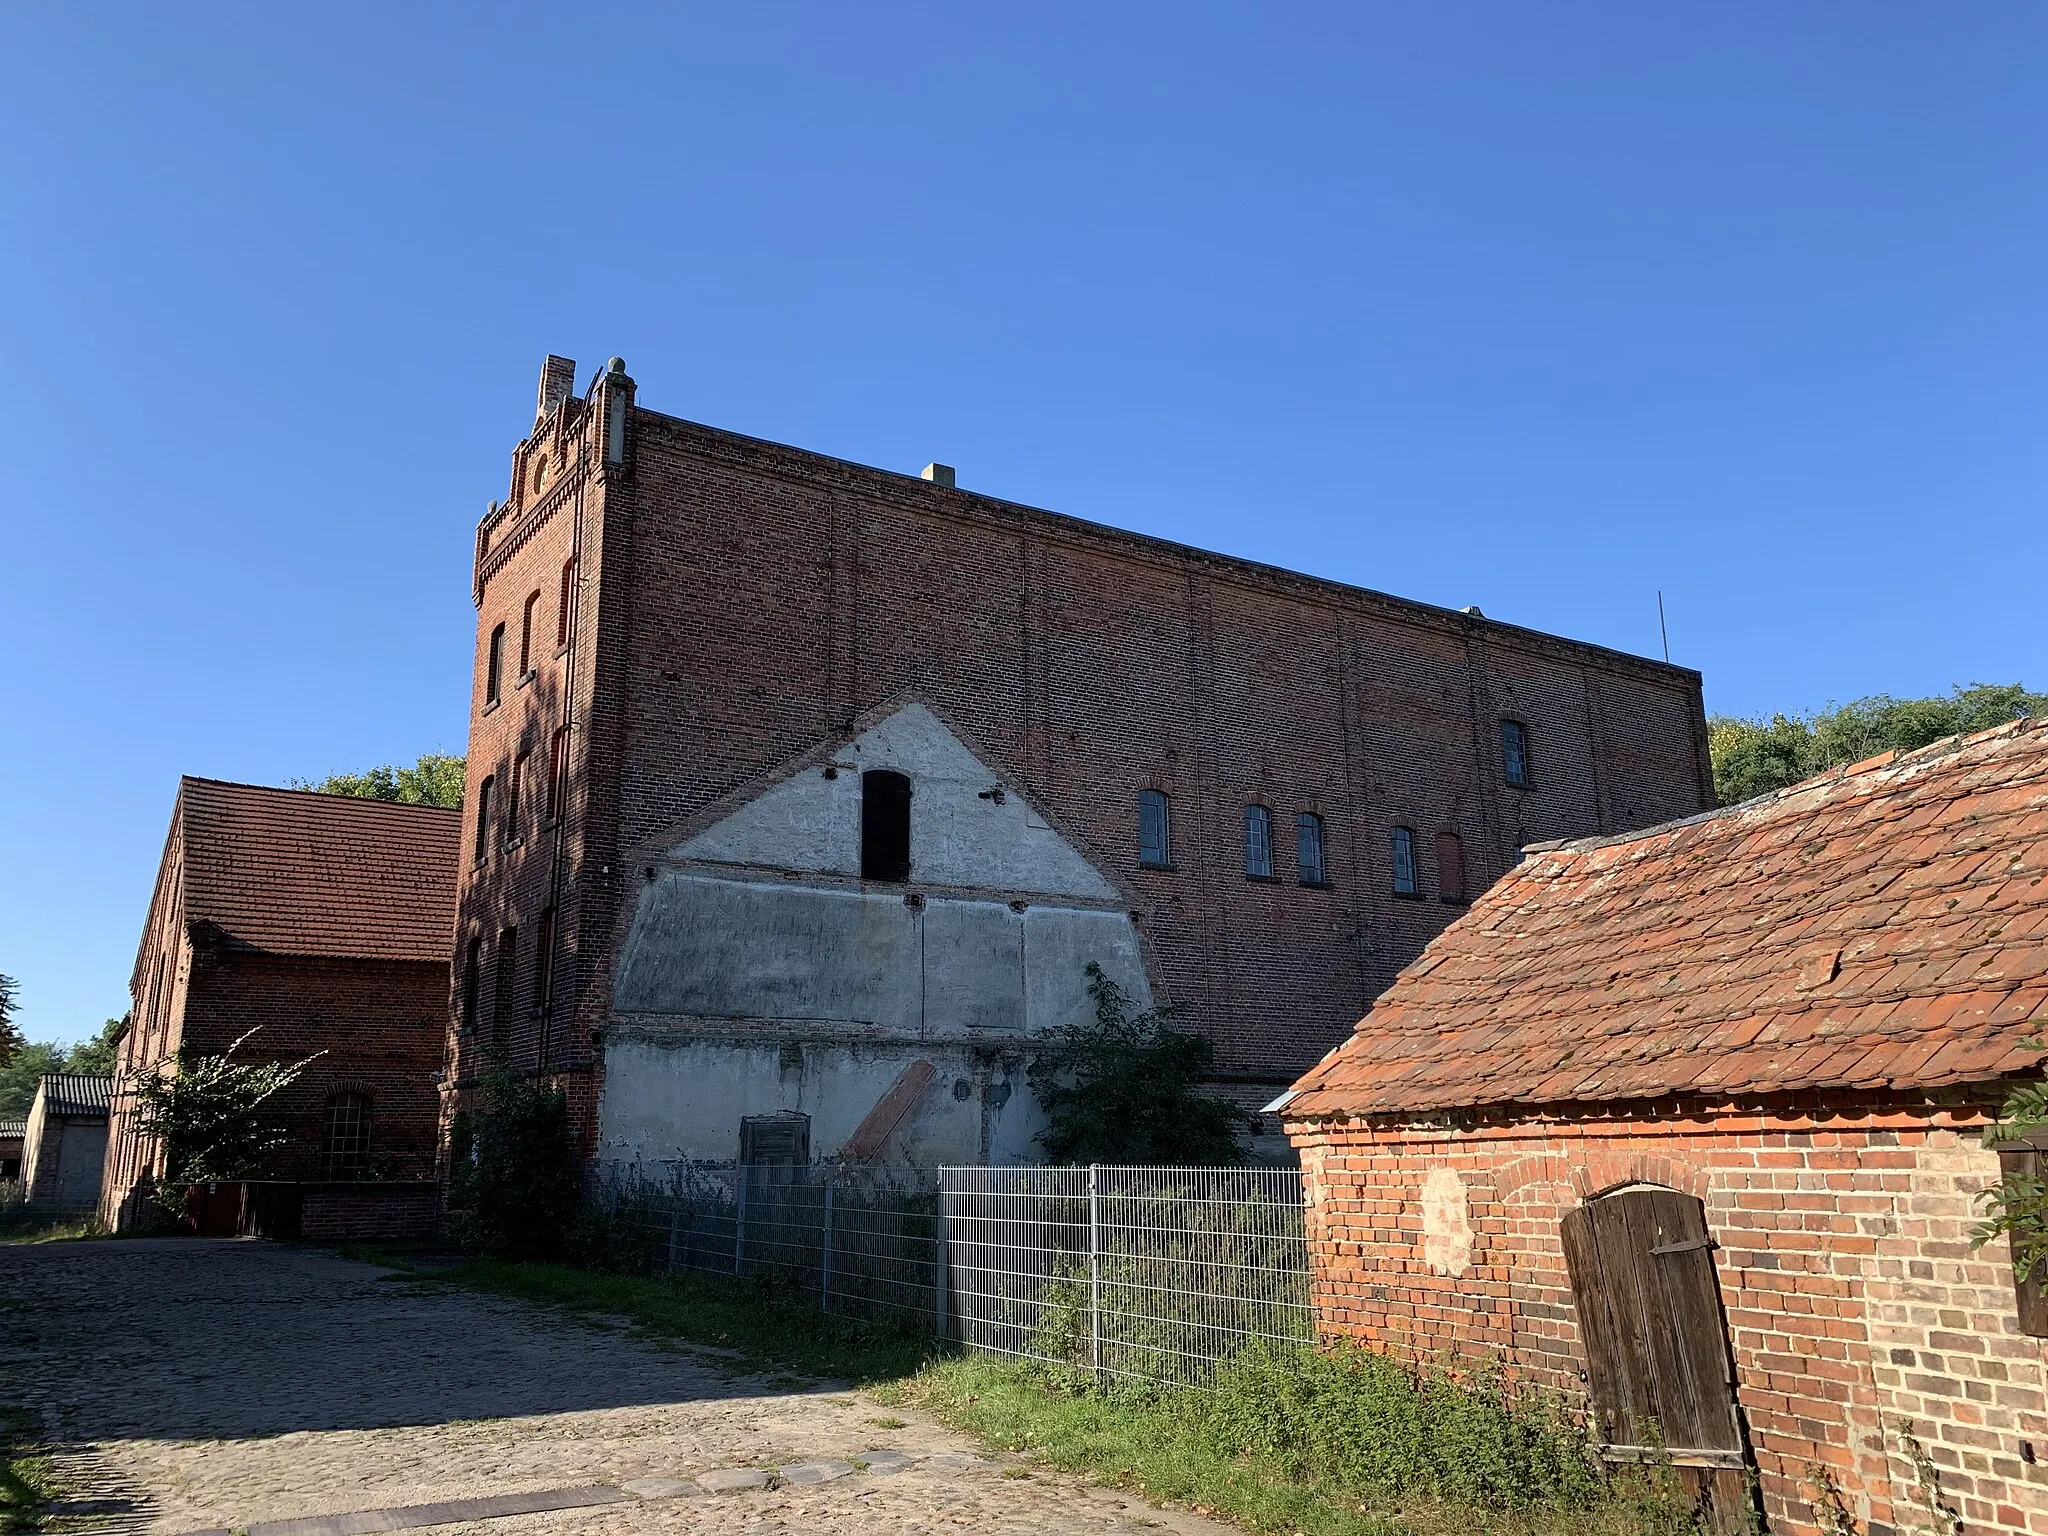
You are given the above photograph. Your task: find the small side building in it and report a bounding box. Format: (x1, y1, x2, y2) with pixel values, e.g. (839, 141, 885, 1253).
(102, 778, 460, 1232)
(1280, 718, 2048, 1535)
(0, 1119, 24, 1182)
(20, 1075, 111, 1212)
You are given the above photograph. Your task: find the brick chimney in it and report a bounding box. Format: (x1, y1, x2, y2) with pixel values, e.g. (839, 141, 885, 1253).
(536, 355, 577, 423)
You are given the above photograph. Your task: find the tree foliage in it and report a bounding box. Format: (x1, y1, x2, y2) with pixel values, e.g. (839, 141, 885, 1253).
(1028, 964, 1253, 1166)
(445, 1067, 581, 1259)
(0, 973, 20, 1070)
(129, 1031, 319, 1192)
(291, 752, 467, 809)
(0, 1017, 125, 1118)
(1710, 683, 2045, 807)
(1975, 1047, 2048, 1283)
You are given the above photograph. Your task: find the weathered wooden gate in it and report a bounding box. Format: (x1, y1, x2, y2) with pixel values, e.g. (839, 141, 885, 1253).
(1561, 1186, 1755, 1531)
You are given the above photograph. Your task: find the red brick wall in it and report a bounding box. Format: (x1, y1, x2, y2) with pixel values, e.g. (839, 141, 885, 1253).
(1290, 1101, 2048, 1535)
(454, 371, 1714, 1118)
(299, 1183, 440, 1242)
(104, 947, 448, 1228)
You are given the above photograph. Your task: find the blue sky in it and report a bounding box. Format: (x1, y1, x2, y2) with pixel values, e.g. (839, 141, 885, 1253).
(1, 5, 2042, 1046)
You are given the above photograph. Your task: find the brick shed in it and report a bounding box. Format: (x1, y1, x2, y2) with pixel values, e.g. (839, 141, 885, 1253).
(102, 778, 459, 1232)
(1278, 717, 2048, 1535)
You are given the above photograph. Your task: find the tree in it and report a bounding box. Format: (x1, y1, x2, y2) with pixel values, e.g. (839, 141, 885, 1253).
(1027, 964, 1253, 1166)
(1975, 1048, 2048, 1284)
(0, 1042, 65, 1119)
(129, 1032, 319, 1196)
(445, 1067, 581, 1259)
(0, 973, 21, 1070)
(1710, 683, 2046, 806)
(65, 1017, 127, 1077)
(291, 753, 466, 809)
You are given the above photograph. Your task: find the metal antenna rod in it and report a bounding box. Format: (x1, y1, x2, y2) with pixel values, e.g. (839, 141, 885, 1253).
(1657, 591, 1671, 664)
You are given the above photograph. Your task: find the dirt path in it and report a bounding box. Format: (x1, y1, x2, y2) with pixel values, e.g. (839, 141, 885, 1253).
(1, 1239, 1232, 1536)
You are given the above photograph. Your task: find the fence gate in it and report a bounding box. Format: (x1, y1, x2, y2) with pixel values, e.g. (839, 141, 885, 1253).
(1560, 1186, 1756, 1534)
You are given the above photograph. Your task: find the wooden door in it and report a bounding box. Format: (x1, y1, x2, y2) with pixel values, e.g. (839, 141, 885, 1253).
(1561, 1187, 1754, 1530)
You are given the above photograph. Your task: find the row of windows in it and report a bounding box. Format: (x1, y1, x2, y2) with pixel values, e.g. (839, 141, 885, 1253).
(460, 907, 559, 1044)
(474, 727, 571, 863)
(1138, 790, 1467, 901)
(484, 556, 578, 708)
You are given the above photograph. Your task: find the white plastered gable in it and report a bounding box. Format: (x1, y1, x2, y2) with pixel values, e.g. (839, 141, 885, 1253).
(674, 702, 1120, 902)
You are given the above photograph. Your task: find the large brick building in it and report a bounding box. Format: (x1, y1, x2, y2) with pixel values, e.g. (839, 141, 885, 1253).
(1279, 718, 2048, 1535)
(103, 778, 458, 1230)
(453, 356, 1712, 1168)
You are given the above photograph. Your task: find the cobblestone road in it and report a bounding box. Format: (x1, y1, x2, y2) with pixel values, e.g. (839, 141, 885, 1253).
(1, 1240, 1232, 1536)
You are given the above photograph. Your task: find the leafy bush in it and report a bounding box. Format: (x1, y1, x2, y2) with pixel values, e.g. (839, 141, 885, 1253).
(445, 1068, 580, 1259)
(1709, 683, 2044, 805)
(1029, 964, 1253, 1165)
(1199, 1340, 1606, 1512)
(130, 1031, 317, 1202)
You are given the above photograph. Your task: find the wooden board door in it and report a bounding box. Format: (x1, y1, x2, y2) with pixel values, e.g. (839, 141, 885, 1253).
(1561, 1186, 1754, 1531)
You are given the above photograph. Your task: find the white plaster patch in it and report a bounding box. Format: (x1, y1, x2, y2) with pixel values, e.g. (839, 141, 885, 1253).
(1421, 1166, 1474, 1277)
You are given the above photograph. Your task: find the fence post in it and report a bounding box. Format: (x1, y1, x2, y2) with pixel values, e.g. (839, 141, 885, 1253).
(734, 1165, 748, 1278)
(1088, 1163, 1103, 1380)
(666, 1174, 683, 1277)
(934, 1175, 950, 1341)
(820, 1168, 834, 1313)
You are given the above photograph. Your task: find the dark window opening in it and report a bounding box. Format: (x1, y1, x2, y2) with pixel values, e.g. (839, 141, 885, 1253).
(1244, 805, 1274, 878)
(1138, 790, 1171, 868)
(1437, 831, 1467, 903)
(1502, 719, 1532, 789)
(533, 907, 555, 1017)
(518, 590, 540, 675)
(506, 752, 527, 846)
(473, 776, 494, 864)
(460, 937, 482, 1033)
(486, 623, 506, 707)
(546, 726, 569, 821)
(1391, 826, 1418, 897)
(492, 926, 519, 1050)
(557, 557, 578, 648)
(1298, 812, 1327, 886)
(861, 770, 912, 882)
(323, 1092, 370, 1176)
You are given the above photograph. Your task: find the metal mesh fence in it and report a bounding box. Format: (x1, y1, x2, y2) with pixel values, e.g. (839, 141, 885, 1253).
(589, 1162, 1310, 1386)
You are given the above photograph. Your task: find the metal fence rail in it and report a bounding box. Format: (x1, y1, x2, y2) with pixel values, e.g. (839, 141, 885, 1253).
(590, 1163, 1310, 1386)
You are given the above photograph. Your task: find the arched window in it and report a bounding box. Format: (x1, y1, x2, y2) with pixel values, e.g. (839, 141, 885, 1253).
(473, 776, 494, 864)
(486, 623, 506, 707)
(460, 937, 482, 1033)
(1243, 806, 1274, 879)
(1391, 827, 1418, 897)
(1501, 719, 1532, 789)
(532, 907, 555, 1017)
(546, 726, 570, 822)
(323, 1092, 370, 1175)
(1436, 831, 1467, 903)
(518, 590, 541, 675)
(1297, 812, 1327, 886)
(861, 770, 912, 882)
(1138, 790, 1171, 868)
(506, 752, 527, 847)
(493, 926, 518, 1049)
(557, 557, 578, 648)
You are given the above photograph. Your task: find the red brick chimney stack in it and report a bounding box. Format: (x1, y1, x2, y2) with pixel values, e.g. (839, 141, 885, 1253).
(536, 355, 577, 423)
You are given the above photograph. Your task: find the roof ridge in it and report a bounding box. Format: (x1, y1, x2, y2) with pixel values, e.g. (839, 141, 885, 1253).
(181, 775, 462, 817)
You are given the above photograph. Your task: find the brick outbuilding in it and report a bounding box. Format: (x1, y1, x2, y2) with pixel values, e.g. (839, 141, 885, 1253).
(1279, 717, 2048, 1535)
(102, 778, 459, 1231)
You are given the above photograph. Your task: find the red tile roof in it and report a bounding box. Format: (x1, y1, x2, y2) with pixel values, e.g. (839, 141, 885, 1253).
(173, 777, 460, 963)
(1284, 718, 2048, 1121)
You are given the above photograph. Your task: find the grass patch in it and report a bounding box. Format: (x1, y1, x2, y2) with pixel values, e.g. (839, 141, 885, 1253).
(0, 1211, 103, 1246)
(378, 1255, 943, 1385)
(899, 1353, 1717, 1536)
(0, 1407, 56, 1536)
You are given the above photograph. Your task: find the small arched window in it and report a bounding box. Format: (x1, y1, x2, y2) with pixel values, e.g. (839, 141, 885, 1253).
(485, 623, 506, 707)
(1501, 720, 1532, 789)
(1391, 827, 1418, 897)
(473, 776, 494, 864)
(324, 1092, 370, 1175)
(1297, 812, 1327, 886)
(518, 590, 541, 675)
(546, 726, 570, 822)
(460, 937, 482, 1033)
(493, 925, 519, 1049)
(1244, 806, 1274, 879)
(1437, 831, 1467, 903)
(557, 557, 578, 648)
(861, 770, 912, 882)
(505, 752, 527, 847)
(1138, 790, 1171, 868)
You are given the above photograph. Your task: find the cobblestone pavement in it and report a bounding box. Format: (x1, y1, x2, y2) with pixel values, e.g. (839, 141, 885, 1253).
(2, 1240, 1233, 1536)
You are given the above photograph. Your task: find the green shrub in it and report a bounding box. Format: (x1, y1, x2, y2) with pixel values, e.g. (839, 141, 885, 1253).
(1200, 1341, 1606, 1512)
(445, 1068, 580, 1260)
